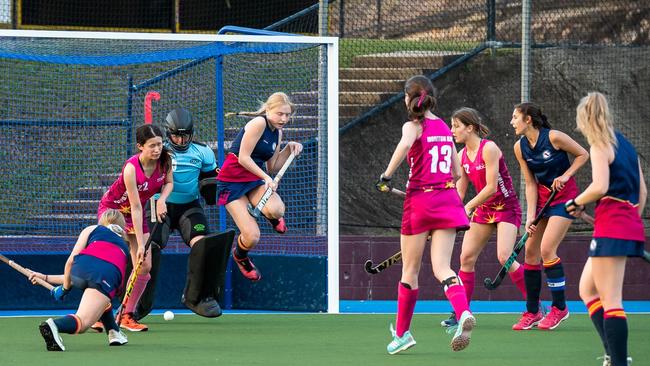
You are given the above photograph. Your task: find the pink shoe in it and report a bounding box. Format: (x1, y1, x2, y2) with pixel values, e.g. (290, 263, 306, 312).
(538, 306, 569, 330)
(232, 248, 261, 281)
(268, 217, 287, 234)
(512, 311, 543, 330)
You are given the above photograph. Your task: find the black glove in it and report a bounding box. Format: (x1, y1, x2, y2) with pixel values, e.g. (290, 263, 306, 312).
(564, 199, 584, 215)
(375, 174, 392, 193)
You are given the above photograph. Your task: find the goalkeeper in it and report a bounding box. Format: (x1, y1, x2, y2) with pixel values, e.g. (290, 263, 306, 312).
(115, 108, 232, 324)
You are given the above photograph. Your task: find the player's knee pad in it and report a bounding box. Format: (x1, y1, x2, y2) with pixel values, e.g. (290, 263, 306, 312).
(183, 230, 235, 305)
(441, 276, 463, 291)
(178, 207, 208, 245)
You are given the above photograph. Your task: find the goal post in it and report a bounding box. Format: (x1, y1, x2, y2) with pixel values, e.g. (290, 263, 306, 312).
(0, 29, 339, 313)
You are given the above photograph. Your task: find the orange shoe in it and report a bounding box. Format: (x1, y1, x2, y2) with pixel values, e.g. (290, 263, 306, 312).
(512, 311, 543, 330)
(90, 321, 104, 333)
(119, 313, 148, 332)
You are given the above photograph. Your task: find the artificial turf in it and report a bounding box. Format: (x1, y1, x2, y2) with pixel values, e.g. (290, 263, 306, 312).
(1, 313, 648, 366)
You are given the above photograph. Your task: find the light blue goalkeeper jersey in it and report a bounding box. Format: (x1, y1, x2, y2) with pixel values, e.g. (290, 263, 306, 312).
(166, 141, 217, 204)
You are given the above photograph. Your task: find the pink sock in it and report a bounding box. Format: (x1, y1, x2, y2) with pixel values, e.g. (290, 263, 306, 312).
(124, 273, 151, 314)
(396, 282, 418, 337)
(458, 270, 475, 305)
(445, 284, 470, 320)
(508, 265, 527, 299)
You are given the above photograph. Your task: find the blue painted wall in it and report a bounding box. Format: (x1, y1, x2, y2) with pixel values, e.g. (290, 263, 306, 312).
(0, 254, 327, 312)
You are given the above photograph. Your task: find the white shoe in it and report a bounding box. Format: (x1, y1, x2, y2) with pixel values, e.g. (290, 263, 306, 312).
(598, 354, 633, 366)
(108, 329, 128, 346)
(39, 318, 65, 351)
(450, 310, 476, 352)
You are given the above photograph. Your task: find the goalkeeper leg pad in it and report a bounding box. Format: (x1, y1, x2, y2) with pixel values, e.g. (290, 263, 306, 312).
(182, 230, 235, 317)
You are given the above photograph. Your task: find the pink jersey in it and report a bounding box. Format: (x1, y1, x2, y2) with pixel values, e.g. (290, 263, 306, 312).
(99, 154, 167, 214)
(406, 118, 456, 191)
(401, 117, 469, 234)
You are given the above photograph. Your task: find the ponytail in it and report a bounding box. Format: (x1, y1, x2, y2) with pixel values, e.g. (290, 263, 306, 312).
(515, 102, 552, 129)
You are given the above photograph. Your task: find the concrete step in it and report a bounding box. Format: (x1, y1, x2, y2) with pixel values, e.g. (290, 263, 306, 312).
(339, 67, 432, 80)
(294, 103, 319, 116)
(97, 173, 119, 186)
(290, 91, 318, 104)
(339, 104, 378, 116)
(30, 214, 97, 235)
(51, 200, 100, 213)
(76, 186, 107, 200)
(352, 51, 463, 68)
(339, 91, 398, 105)
(340, 79, 404, 93)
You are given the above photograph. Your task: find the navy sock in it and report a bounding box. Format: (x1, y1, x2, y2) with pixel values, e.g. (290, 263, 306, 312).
(100, 308, 119, 333)
(544, 258, 566, 310)
(54, 315, 79, 334)
(524, 264, 542, 313)
(587, 299, 609, 355)
(235, 236, 249, 258)
(604, 309, 628, 366)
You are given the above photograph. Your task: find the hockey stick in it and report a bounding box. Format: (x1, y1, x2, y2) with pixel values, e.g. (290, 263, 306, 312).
(116, 222, 158, 323)
(484, 189, 558, 290)
(364, 188, 406, 274)
(580, 213, 650, 263)
(0, 253, 54, 291)
(247, 153, 296, 218)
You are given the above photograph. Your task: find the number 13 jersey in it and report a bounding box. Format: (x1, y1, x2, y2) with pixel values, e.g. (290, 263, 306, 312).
(407, 117, 456, 190)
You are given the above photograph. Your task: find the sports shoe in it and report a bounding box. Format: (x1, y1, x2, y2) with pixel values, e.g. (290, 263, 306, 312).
(90, 321, 104, 333)
(598, 354, 633, 366)
(268, 217, 287, 234)
(108, 329, 128, 346)
(450, 310, 476, 352)
(232, 248, 261, 281)
(387, 323, 416, 355)
(120, 313, 148, 332)
(440, 311, 457, 328)
(512, 310, 543, 330)
(538, 306, 569, 330)
(39, 318, 65, 351)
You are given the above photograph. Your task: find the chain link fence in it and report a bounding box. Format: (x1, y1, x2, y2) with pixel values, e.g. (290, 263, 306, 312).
(0, 0, 647, 232)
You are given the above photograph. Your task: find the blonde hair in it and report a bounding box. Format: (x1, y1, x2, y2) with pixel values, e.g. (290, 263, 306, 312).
(576, 92, 616, 148)
(225, 92, 295, 118)
(98, 209, 127, 240)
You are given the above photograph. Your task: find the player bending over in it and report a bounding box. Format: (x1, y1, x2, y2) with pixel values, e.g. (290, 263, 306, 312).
(30, 209, 130, 351)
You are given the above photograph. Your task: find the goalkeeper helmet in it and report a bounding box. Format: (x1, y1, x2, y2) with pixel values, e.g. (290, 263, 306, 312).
(164, 108, 193, 151)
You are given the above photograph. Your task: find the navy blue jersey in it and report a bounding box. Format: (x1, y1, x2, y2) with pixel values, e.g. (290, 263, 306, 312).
(166, 141, 217, 204)
(606, 131, 640, 204)
(519, 128, 571, 187)
(230, 116, 279, 168)
(86, 225, 129, 255)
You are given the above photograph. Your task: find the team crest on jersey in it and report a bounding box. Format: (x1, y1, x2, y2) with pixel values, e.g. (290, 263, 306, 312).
(542, 150, 551, 159)
(272, 142, 277, 151)
(172, 158, 178, 172)
(463, 164, 470, 174)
